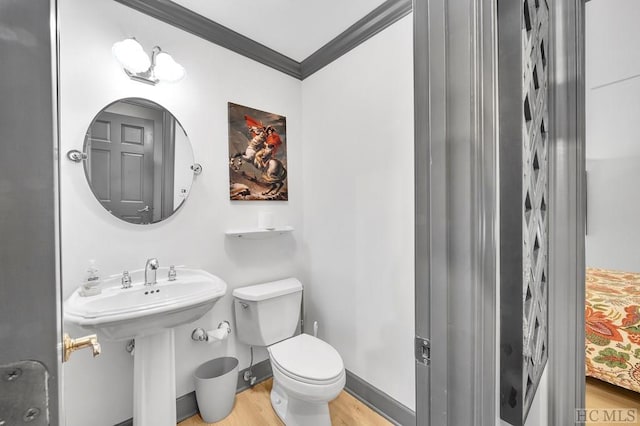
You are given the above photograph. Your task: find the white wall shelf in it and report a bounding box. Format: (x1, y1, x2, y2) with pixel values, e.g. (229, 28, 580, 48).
(225, 226, 294, 239)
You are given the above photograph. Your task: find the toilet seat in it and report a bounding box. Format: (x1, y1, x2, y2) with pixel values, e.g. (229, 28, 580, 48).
(269, 334, 344, 385)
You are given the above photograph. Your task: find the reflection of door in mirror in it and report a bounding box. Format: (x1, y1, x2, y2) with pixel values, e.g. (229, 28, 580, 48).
(87, 112, 155, 223)
(85, 100, 178, 224)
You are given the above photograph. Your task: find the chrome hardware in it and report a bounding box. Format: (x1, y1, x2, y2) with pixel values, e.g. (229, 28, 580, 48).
(219, 321, 231, 333)
(243, 346, 257, 386)
(415, 336, 430, 366)
(191, 163, 202, 175)
(126, 339, 135, 356)
(137, 205, 150, 213)
(191, 328, 206, 341)
(243, 369, 257, 386)
(168, 265, 177, 281)
(66, 149, 87, 162)
(63, 333, 101, 362)
(239, 302, 249, 309)
(191, 321, 231, 342)
(144, 258, 159, 286)
(121, 271, 132, 289)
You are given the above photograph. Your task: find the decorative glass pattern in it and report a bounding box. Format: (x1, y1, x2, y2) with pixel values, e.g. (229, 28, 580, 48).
(521, 0, 549, 415)
(499, 0, 550, 424)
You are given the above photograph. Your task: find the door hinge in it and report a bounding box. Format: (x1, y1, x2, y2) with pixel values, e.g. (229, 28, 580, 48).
(415, 336, 430, 365)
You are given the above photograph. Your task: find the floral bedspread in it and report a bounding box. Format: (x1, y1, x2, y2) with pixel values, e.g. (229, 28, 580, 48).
(586, 268, 640, 393)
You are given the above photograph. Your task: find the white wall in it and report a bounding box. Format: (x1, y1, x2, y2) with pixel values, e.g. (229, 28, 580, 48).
(585, 0, 640, 92)
(301, 15, 415, 411)
(585, 0, 640, 271)
(586, 158, 640, 271)
(59, 0, 304, 424)
(586, 0, 640, 160)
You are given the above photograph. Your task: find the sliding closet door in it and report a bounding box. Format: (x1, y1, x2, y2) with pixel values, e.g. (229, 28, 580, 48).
(0, 1, 60, 424)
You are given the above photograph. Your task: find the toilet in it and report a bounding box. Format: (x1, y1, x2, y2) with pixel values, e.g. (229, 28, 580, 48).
(233, 278, 345, 426)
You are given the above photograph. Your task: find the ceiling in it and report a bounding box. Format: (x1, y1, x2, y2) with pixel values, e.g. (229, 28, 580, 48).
(170, 0, 388, 62)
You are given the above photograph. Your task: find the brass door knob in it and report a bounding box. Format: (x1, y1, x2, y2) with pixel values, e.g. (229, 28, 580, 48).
(63, 333, 101, 363)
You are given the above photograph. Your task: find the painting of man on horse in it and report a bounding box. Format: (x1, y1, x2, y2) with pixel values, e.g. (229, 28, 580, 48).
(228, 103, 288, 200)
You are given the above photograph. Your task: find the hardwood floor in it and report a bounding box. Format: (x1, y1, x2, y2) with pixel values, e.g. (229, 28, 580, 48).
(180, 377, 640, 425)
(179, 379, 392, 426)
(586, 377, 640, 425)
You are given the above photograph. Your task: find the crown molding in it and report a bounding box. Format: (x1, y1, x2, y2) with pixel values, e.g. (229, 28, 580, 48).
(300, 0, 412, 79)
(113, 0, 302, 78)
(114, 0, 412, 80)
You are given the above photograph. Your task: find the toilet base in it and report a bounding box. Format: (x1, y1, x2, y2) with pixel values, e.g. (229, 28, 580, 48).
(270, 379, 331, 426)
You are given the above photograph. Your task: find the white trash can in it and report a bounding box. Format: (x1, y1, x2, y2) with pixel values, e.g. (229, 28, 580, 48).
(194, 357, 239, 423)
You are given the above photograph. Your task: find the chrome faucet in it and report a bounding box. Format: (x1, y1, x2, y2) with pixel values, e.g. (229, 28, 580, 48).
(144, 258, 159, 286)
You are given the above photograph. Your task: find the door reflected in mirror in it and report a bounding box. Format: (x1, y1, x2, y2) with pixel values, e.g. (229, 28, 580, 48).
(83, 98, 194, 224)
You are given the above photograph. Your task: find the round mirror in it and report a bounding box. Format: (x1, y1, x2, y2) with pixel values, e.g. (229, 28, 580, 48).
(83, 98, 195, 224)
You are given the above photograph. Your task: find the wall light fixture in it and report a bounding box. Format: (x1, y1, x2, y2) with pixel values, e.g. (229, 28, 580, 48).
(112, 38, 185, 85)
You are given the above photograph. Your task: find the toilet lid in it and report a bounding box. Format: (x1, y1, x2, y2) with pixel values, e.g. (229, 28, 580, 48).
(269, 334, 344, 383)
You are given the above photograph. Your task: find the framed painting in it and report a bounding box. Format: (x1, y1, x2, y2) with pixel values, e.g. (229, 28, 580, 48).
(228, 102, 288, 200)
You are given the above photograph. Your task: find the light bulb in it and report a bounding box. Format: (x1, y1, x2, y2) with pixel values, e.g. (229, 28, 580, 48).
(153, 52, 186, 83)
(112, 38, 151, 74)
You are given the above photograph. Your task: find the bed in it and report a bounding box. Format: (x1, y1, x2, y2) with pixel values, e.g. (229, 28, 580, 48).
(585, 267, 640, 393)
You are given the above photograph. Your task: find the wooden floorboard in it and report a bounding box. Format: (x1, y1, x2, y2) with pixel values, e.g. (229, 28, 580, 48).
(179, 378, 392, 426)
(586, 377, 640, 425)
(181, 376, 640, 425)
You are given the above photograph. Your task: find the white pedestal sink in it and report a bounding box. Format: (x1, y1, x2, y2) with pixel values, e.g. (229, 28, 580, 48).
(64, 268, 227, 426)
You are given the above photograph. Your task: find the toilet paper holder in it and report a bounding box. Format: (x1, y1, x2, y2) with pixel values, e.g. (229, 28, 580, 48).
(192, 321, 231, 343)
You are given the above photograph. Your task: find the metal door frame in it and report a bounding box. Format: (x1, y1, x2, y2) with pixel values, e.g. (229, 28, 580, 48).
(548, 0, 586, 424)
(414, 0, 498, 424)
(53, 0, 64, 423)
(414, 0, 585, 424)
(0, 0, 62, 424)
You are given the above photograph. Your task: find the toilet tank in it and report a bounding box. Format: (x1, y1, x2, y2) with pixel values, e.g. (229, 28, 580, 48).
(232, 278, 302, 346)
